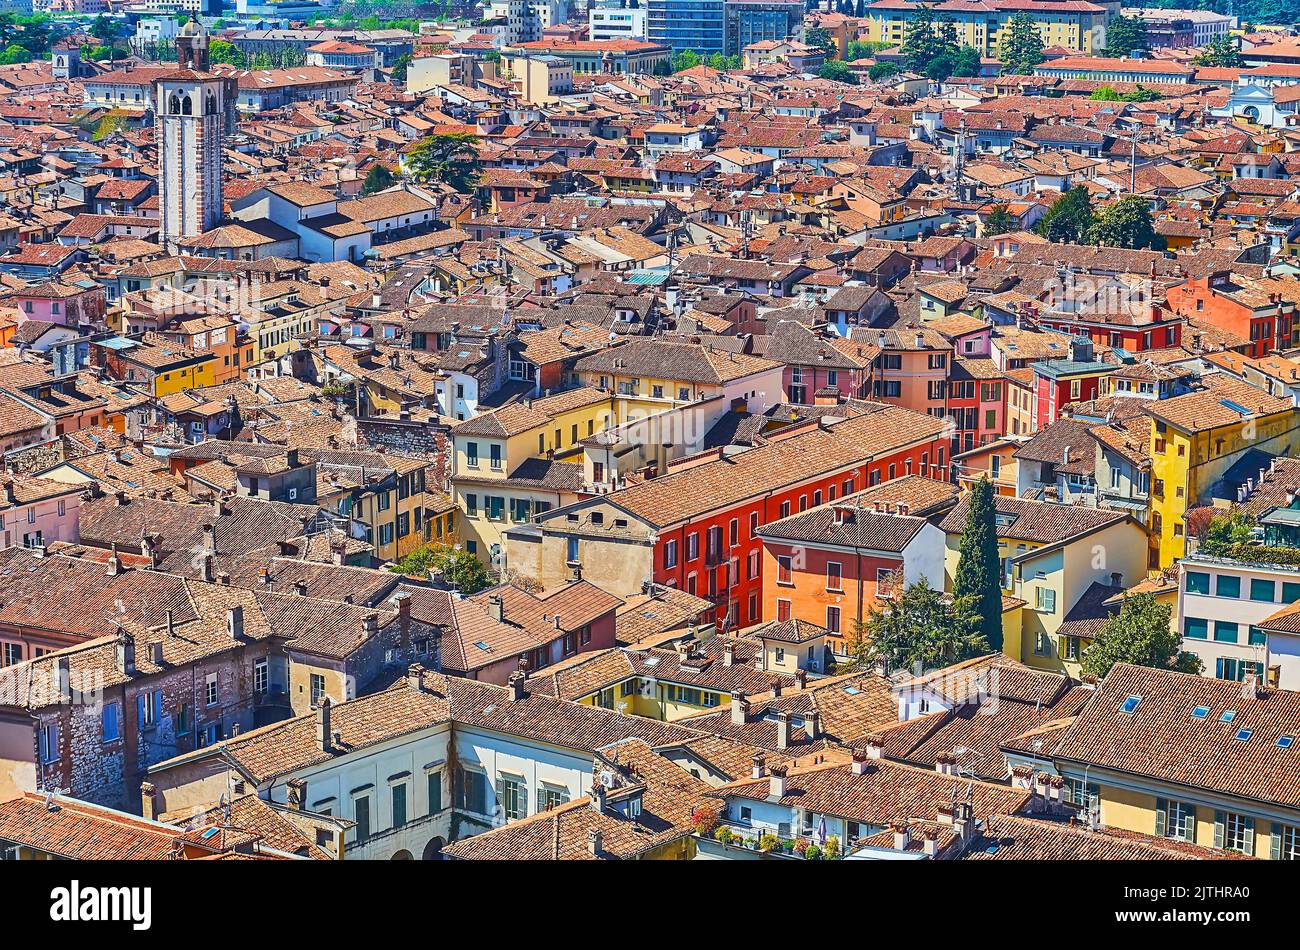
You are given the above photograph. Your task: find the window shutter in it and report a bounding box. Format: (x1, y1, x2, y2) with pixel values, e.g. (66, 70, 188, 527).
(536, 786, 545, 814)
(1244, 817, 1255, 856)
(137, 693, 145, 726)
(1213, 811, 1225, 850)
(1057, 636, 1067, 659)
(1154, 799, 1167, 838)
(494, 777, 506, 819)
(1272, 823, 1283, 861)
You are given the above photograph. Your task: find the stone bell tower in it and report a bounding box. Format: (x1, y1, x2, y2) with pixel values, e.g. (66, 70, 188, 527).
(154, 18, 237, 251)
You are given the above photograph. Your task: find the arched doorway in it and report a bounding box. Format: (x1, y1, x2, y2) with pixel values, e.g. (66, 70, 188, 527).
(422, 837, 445, 860)
(391, 849, 413, 860)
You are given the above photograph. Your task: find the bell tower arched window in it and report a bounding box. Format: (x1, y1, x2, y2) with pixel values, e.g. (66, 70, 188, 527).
(181, 95, 193, 115)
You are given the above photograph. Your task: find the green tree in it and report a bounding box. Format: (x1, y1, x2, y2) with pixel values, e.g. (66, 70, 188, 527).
(1081, 593, 1202, 679)
(1035, 185, 1094, 244)
(391, 52, 412, 82)
(900, 4, 955, 74)
(868, 60, 901, 81)
(390, 544, 492, 594)
(1121, 84, 1162, 102)
(1088, 195, 1165, 251)
(982, 204, 1016, 236)
(818, 58, 857, 83)
(361, 163, 396, 195)
(209, 38, 245, 67)
(1199, 512, 1256, 556)
(852, 580, 989, 672)
(997, 11, 1044, 75)
(1090, 85, 1122, 101)
(952, 477, 1004, 652)
(671, 48, 700, 72)
(1103, 15, 1149, 57)
(89, 13, 119, 45)
(1192, 34, 1242, 67)
(806, 27, 838, 59)
(404, 131, 482, 192)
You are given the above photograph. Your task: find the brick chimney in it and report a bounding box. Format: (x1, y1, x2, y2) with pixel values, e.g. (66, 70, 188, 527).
(140, 782, 157, 821)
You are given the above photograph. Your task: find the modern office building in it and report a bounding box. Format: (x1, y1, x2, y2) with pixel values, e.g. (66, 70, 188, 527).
(590, 0, 649, 42)
(647, 0, 802, 56)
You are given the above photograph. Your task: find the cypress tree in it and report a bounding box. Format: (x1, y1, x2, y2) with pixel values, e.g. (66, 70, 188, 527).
(953, 477, 1003, 652)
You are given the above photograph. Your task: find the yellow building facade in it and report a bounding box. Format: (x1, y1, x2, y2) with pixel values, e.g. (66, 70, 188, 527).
(862, 2, 1110, 56)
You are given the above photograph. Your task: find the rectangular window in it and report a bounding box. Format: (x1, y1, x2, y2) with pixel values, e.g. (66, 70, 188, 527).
(777, 555, 793, 585)
(1035, 587, 1057, 613)
(101, 702, 120, 743)
(1184, 617, 1208, 640)
(664, 539, 678, 569)
(391, 783, 407, 828)
(205, 673, 218, 707)
(254, 658, 268, 694)
(1284, 582, 1300, 604)
(39, 722, 58, 763)
(1185, 571, 1210, 595)
(427, 770, 443, 815)
(310, 674, 326, 707)
(1214, 621, 1239, 643)
(1216, 811, 1254, 855)
(537, 783, 569, 813)
(1274, 823, 1300, 861)
(1157, 798, 1196, 843)
(497, 774, 525, 821)
(1216, 574, 1241, 598)
(826, 561, 842, 592)
(353, 796, 371, 842)
(457, 768, 489, 814)
(1251, 578, 1277, 602)
(826, 605, 840, 634)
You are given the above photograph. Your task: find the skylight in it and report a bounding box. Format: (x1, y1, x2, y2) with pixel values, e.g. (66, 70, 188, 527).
(474, 640, 490, 651)
(1221, 710, 1237, 723)
(1120, 695, 1141, 713)
(1192, 706, 1210, 719)
(1236, 728, 1253, 742)
(1279, 736, 1294, 749)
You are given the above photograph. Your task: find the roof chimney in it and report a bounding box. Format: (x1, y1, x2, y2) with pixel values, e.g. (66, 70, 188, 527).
(730, 691, 749, 725)
(227, 605, 245, 641)
(752, 754, 766, 779)
(316, 697, 332, 751)
(768, 765, 787, 798)
(775, 711, 791, 750)
(507, 670, 526, 701)
(488, 594, 504, 623)
(587, 828, 603, 856)
(116, 631, 135, 676)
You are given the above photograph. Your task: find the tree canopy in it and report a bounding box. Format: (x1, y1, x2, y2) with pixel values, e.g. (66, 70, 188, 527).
(818, 59, 857, 84)
(1088, 195, 1165, 251)
(952, 477, 1004, 651)
(1081, 593, 1202, 679)
(1192, 34, 1242, 68)
(1035, 186, 1094, 244)
(850, 579, 990, 673)
(997, 11, 1044, 75)
(404, 131, 482, 192)
(360, 163, 396, 196)
(1102, 15, 1150, 57)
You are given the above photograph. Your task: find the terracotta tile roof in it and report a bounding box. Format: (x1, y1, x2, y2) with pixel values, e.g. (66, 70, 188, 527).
(599, 403, 948, 528)
(1051, 663, 1300, 810)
